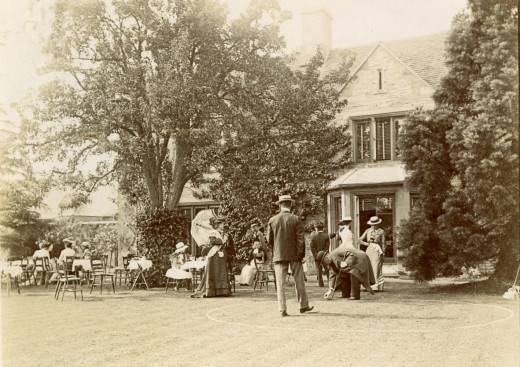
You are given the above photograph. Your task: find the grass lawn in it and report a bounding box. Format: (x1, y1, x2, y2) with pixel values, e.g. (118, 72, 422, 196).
(1, 277, 519, 367)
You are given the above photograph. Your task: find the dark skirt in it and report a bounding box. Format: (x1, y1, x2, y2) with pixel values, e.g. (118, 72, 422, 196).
(197, 250, 231, 297)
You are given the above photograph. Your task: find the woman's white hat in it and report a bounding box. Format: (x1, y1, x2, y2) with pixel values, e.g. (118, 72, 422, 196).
(174, 242, 188, 253)
(339, 216, 352, 225)
(367, 216, 382, 225)
(81, 241, 90, 248)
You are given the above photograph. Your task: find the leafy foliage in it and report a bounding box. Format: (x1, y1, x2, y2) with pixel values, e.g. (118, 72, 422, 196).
(135, 208, 186, 287)
(398, 0, 519, 281)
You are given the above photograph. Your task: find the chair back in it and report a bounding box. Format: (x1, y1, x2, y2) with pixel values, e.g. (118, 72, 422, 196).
(34, 257, 46, 272)
(21, 257, 31, 268)
(122, 256, 129, 269)
(90, 256, 105, 275)
(64, 256, 76, 274)
(253, 256, 265, 271)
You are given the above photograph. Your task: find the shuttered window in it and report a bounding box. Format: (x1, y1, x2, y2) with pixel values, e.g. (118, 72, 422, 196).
(376, 117, 391, 160)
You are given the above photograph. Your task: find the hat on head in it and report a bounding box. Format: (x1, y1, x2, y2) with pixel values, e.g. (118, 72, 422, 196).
(38, 240, 49, 249)
(367, 216, 382, 225)
(175, 242, 188, 253)
(339, 216, 352, 225)
(250, 219, 261, 228)
(275, 194, 295, 205)
(63, 238, 74, 244)
(81, 241, 90, 248)
(316, 251, 328, 264)
(211, 216, 224, 225)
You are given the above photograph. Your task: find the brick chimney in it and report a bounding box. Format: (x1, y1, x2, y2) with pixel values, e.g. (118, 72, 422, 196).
(300, 9, 332, 60)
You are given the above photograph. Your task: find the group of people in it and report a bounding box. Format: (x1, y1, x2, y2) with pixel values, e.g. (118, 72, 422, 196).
(175, 193, 385, 317)
(29, 238, 93, 284)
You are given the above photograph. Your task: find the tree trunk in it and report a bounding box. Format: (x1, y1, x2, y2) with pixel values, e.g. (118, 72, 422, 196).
(167, 135, 189, 209)
(142, 158, 162, 209)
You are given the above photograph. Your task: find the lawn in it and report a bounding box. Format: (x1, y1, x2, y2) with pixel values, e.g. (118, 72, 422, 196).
(1, 277, 519, 367)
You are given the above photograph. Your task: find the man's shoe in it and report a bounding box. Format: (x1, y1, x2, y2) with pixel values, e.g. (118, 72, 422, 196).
(348, 297, 360, 300)
(300, 306, 314, 313)
(281, 311, 289, 317)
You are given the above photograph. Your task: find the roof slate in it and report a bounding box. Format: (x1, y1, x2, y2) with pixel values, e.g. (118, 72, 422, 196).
(295, 32, 448, 89)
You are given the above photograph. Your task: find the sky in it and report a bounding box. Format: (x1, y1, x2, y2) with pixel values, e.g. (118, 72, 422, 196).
(0, 0, 468, 113)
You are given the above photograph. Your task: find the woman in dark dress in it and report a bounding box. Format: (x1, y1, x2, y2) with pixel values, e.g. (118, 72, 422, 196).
(191, 217, 231, 298)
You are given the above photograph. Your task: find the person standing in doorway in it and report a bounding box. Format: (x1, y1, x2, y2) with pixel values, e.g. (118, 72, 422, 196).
(267, 194, 314, 317)
(310, 222, 330, 287)
(329, 216, 354, 249)
(358, 216, 385, 291)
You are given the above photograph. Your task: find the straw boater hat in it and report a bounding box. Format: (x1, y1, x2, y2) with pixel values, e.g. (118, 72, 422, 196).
(81, 241, 90, 248)
(250, 219, 262, 228)
(367, 216, 382, 225)
(339, 216, 352, 225)
(174, 242, 188, 254)
(275, 194, 295, 204)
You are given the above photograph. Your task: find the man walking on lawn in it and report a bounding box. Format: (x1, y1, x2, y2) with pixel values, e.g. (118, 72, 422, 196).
(267, 194, 314, 317)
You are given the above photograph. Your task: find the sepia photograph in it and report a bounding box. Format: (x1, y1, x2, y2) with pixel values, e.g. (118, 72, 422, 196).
(0, 0, 518, 366)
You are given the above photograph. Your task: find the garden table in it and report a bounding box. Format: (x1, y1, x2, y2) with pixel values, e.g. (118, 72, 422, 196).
(0, 262, 22, 294)
(128, 259, 152, 291)
(72, 259, 92, 272)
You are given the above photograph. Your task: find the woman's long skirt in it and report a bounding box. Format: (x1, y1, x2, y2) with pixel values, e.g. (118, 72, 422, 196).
(197, 252, 231, 297)
(366, 244, 384, 291)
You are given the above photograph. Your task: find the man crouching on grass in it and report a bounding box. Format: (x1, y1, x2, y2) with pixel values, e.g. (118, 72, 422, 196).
(317, 247, 376, 300)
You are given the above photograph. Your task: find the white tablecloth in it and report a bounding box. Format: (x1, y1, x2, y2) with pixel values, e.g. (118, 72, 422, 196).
(0, 264, 23, 277)
(72, 259, 92, 272)
(180, 260, 205, 271)
(165, 268, 192, 280)
(128, 259, 153, 271)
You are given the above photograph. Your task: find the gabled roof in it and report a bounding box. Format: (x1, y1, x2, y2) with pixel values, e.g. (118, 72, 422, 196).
(296, 32, 448, 90)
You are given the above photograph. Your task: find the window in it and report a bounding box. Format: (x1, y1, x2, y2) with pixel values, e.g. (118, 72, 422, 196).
(353, 116, 405, 162)
(394, 118, 404, 157)
(376, 117, 391, 160)
(377, 69, 383, 90)
(355, 119, 371, 161)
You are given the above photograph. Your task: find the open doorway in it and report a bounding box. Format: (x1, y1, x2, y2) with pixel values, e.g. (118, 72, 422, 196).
(357, 194, 394, 260)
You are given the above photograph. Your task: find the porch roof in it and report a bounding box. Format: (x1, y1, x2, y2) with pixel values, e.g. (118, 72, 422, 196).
(329, 164, 407, 189)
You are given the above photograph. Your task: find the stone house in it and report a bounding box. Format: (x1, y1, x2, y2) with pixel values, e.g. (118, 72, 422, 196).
(299, 10, 448, 273)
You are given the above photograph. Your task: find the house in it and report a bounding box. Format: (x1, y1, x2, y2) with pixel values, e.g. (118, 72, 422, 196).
(299, 10, 448, 273)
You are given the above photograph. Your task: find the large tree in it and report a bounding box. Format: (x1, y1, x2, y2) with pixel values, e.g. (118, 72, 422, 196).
(208, 50, 352, 251)
(398, 0, 518, 281)
(25, 0, 297, 210)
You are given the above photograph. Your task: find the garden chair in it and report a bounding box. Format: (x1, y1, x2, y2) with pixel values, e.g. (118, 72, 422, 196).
(44, 258, 59, 288)
(33, 257, 48, 286)
(20, 257, 35, 286)
(1, 272, 20, 295)
(114, 256, 130, 286)
(89, 256, 116, 294)
(252, 257, 276, 291)
(56, 258, 83, 301)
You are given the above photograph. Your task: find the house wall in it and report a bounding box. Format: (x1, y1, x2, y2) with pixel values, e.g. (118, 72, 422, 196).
(338, 45, 435, 119)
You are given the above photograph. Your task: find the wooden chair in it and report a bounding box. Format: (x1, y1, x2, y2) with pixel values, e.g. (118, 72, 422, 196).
(33, 257, 48, 286)
(44, 258, 59, 288)
(89, 256, 116, 294)
(56, 258, 83, 301)
(114, 256, 130, 286)
(252, 257, 276, 291)
(20, 257, 35, 286)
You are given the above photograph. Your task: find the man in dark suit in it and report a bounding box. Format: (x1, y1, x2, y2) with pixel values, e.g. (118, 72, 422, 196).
(267, 194, 314, 317)
(310, 222, 330, 287)
(317, 247, 376, 300)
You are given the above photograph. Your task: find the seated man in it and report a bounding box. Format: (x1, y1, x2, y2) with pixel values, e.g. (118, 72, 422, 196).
(316, 247, 376, 300)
